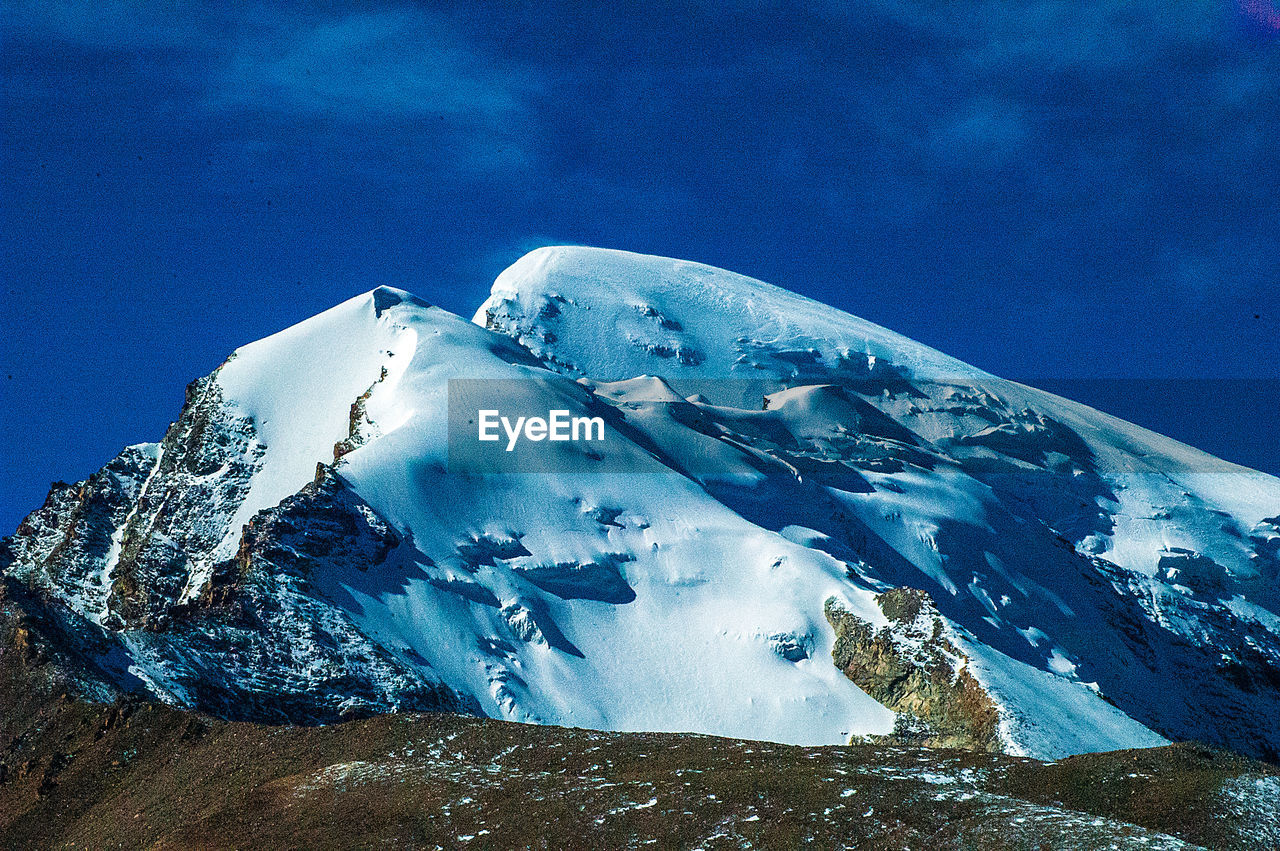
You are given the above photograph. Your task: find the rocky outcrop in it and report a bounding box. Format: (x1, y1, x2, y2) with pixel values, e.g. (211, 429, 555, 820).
(105, 371, 265, 629)
(0, 369, 271, 633)
(2, 445, 472, 723)
(2, 445, 155, 616)
(122, 470, 473, 723)
(826, 589, 1001, 752)
(0, 576, 141, 723)
(333, 367, 388, 463)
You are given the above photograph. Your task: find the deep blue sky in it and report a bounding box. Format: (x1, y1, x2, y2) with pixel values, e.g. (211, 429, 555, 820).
(2, 1, 1278, 531)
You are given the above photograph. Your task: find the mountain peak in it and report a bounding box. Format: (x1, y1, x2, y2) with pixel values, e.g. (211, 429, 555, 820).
(371, 285, 432, 318)
(479, 245, 986, 384)
(4, 249, 1279, 761)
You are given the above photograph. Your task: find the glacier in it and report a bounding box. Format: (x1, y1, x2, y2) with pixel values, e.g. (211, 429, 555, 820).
(4, 246, 1278, 761)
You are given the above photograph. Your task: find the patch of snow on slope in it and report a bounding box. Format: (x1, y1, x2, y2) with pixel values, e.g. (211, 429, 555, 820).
(958, 635, 1170, 759)
(213, 288, 422, 540)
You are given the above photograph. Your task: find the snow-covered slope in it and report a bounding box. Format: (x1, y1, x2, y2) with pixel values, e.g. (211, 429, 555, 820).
(5, 248, 1279, 760)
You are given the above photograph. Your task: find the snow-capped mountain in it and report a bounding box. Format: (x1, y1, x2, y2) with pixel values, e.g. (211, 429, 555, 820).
(4, 247, 1278, 761)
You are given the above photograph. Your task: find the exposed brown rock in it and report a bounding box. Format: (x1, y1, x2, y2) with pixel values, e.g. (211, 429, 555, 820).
(333, 366, 388, 463)
(826, 589, 1002, 752)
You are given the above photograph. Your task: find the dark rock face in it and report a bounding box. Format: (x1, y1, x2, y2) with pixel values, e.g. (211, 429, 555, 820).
(105, 372, 266, 630)
(1, 369, 471, 725)
(6, 467, 471, 724)
(0, 577, 140, 713)
(826, 590, 1001, 752)
(0, 369, 271, 633)
(2, 445, 155, 618)
(130, 470, 472, 723)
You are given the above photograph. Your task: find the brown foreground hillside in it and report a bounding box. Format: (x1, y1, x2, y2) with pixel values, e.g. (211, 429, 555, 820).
(3, 582, 1277, 850)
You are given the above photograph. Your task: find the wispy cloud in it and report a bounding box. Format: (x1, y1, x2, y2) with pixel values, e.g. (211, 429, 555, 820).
(4, 2, 543, 174)
(857, 0, 1226, 70)
(210, 9, 537, 125)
